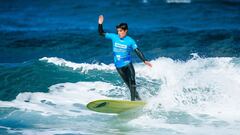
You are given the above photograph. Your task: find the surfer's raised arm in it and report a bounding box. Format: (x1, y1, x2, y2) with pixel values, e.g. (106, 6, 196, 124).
(98, 15, 105, 36)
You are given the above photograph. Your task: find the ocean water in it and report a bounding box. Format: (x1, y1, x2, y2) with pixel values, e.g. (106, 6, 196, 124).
(0, 0, 240, 135)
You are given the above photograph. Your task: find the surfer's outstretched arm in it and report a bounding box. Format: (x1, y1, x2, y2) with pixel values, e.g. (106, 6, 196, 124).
(135, 48, 147, 62)
(98, 15, 105, 36)
(134, 48, 152, 67)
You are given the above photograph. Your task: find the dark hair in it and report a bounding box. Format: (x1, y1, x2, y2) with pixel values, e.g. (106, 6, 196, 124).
(116, 23, 128, 30)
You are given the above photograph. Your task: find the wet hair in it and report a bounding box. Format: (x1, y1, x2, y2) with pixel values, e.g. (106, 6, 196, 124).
(116, 23, 128, 30)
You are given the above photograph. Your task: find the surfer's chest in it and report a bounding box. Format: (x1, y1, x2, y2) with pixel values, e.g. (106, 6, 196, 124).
(113, 40, 131, 50)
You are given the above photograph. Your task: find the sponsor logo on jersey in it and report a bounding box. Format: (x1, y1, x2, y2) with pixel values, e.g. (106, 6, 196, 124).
(114, 43, 127, 49)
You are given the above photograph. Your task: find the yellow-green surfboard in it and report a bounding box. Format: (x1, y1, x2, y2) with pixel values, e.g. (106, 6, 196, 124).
(86, 99, 146, 114)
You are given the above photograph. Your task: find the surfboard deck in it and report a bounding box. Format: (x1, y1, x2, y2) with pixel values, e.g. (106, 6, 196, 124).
(86, 99, 146, 114)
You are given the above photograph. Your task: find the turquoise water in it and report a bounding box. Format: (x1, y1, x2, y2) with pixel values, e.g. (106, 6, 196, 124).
(1, 56, 240, 134)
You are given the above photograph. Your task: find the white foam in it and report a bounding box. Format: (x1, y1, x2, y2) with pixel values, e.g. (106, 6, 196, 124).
(0, 81, 122, 116)
(128, 115, 239, 135)
(40, 57, 115, 73)
(133, 55, 240, 123)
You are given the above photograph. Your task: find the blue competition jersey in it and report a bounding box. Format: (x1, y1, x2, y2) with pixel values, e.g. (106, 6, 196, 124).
(105, 33, 138, 68)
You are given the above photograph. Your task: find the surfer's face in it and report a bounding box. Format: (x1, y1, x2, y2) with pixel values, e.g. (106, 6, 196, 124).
(117, 28, 127, 38)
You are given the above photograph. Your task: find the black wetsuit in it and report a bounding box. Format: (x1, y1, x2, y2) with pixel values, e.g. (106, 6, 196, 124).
(98, 24, 148, 101)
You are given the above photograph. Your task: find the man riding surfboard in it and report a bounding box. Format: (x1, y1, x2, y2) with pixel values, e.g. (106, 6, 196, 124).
(98, 15, 152, 101)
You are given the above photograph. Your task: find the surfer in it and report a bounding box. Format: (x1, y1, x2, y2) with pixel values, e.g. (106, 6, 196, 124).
(98, 15, 152, 101)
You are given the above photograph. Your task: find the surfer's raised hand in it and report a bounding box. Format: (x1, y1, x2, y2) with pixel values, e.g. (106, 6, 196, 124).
(144, 61, 152, 68)
(98, 15, 104, 24)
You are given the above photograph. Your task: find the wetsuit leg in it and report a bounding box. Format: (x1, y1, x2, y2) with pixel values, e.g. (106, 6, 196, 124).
(117, 63, 141, 101)
(117, 66, 129, 87)
(127, 63, 141, 101)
